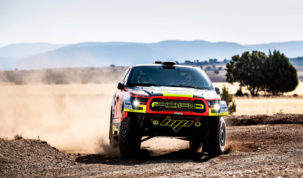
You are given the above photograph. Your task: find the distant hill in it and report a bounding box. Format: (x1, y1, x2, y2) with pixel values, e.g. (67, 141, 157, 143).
(0, 43, 63, 58)
(0, 43, 63, 69)
(290, 57, 303, 66)
(0, 40, 303, 69)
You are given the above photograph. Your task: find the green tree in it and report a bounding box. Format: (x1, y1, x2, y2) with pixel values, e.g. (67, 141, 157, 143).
(226, 51, 267, 96)
(226, 50, 298, 96)
(264, 50, 298, 95)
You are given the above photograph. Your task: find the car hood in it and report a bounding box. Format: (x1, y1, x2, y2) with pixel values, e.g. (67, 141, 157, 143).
(128, 86, 220, 100)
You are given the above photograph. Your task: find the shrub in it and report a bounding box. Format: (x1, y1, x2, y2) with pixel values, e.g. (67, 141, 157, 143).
(264, 50, 298, 95)
(220, 86, 236, 114)
(14, 134, 23, 140)
(235, 87, 243, 96)
(228, 101, 237, 113)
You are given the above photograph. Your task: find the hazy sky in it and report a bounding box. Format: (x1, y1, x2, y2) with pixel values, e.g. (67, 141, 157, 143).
(0, 0, 303, 47)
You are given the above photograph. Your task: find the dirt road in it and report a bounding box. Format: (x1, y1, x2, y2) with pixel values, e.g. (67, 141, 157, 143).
(1, 115, 303, 177)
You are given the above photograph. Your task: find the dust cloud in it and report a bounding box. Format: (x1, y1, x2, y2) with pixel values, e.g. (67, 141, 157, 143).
(0, 84, 117, 153)
(0, 82, 189, 154)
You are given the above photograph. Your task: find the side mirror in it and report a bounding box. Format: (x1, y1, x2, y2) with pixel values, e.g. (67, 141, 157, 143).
(215, 87, 221, 94)
(117, 82, 125, 90)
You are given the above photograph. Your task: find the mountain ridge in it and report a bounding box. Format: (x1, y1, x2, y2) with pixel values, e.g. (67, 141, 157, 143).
(0, 40, 302, 69)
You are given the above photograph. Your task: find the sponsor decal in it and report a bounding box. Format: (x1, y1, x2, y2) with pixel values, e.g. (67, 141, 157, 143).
(112, 124, 118, 134)
(158, 116, 194, 132)
(152, 120, 159, 125)
(124, 105, 147, 113)
(195, 122, 201, 127)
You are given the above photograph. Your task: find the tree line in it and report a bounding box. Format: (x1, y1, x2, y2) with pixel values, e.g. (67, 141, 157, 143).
(226, 50, 298, 96)
(176, 58, 230, 66)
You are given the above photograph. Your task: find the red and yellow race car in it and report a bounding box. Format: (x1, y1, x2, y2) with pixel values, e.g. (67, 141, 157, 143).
(109, 61, 228, 158)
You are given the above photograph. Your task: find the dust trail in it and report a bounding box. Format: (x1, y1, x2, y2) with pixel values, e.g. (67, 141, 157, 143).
(96, 138, 121, 157)
(0, 84, 116, 153)
(0, 83, 189, 154)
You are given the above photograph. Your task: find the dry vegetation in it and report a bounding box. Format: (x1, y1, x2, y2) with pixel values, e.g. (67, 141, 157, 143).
(0, 67, 127, 84)
(214, 82, 303, 115)
(213, 82, 303, 115)
(213, 82, 303, 96)
(0, 66, 229, 84)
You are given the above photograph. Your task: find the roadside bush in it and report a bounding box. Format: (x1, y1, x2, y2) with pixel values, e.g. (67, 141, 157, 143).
(228, 101, 236, 113)
(235, 87, 243, 96)
(220, 86, 236, 114)
(14, 134, 23, 140)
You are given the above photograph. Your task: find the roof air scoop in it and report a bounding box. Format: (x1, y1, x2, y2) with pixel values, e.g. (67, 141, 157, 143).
(154, 61, 176, 66)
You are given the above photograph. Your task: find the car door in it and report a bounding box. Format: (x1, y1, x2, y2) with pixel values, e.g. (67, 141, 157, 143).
(113, 68, 131, 120)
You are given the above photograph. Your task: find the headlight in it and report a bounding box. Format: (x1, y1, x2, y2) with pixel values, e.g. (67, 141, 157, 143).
(207, 100, 220, 106)
(132, 100, 140, 108)
(207, 100, 221, 112)
(130, 97, 149, 109)
(214, 103, 221, 111)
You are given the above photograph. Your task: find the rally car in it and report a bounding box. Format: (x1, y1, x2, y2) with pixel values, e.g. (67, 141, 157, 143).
(109, 61, 227, 158)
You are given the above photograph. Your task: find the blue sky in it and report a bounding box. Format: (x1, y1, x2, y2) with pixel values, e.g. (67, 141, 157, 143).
(0, 0, 303, 47)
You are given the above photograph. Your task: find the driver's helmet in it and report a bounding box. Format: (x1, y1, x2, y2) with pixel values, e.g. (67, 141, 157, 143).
(136, 71, 150, 84)
(179, 71, 192, 83)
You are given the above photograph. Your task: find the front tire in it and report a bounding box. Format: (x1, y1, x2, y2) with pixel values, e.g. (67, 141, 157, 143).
(206, 117, 226, 156)
(119, 116, 141, 158)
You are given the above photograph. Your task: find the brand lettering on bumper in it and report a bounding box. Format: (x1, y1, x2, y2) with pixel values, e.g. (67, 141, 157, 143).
(158, 117, 195, 132)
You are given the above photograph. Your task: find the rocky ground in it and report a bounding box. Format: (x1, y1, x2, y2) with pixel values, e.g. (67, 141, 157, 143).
(1, 114, 303, 177)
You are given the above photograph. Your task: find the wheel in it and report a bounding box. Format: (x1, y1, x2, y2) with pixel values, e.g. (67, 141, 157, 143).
(189, 137, 202, 152)
(109, 110, 119, 148)
(206, 117, 226, 156)
(119, 116, 141, 158)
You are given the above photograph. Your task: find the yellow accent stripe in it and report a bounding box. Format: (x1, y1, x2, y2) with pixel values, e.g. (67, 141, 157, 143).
(162, 92, 193, 98)
(124, 105, 146, 113)
(209, 108, 228, 116)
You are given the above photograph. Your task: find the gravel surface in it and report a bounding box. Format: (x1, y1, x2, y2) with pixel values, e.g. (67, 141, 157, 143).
(1, 114, 303, 177)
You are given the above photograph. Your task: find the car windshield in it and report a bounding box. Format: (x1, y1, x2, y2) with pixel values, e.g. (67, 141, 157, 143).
(127, 66, 213, 89)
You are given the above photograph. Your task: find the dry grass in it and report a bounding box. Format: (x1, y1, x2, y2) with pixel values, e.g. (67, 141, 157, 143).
(213, 82, 303, 96)
(213, 82, 303, 115)
(233, 97, 303, 115)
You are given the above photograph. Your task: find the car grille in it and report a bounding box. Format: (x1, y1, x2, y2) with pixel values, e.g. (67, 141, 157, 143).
(149, 98, 206, 113)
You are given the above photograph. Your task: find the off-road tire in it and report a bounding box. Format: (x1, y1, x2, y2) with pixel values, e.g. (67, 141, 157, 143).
(206, 117, 226, 156)
(119, 116, 141, 158)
